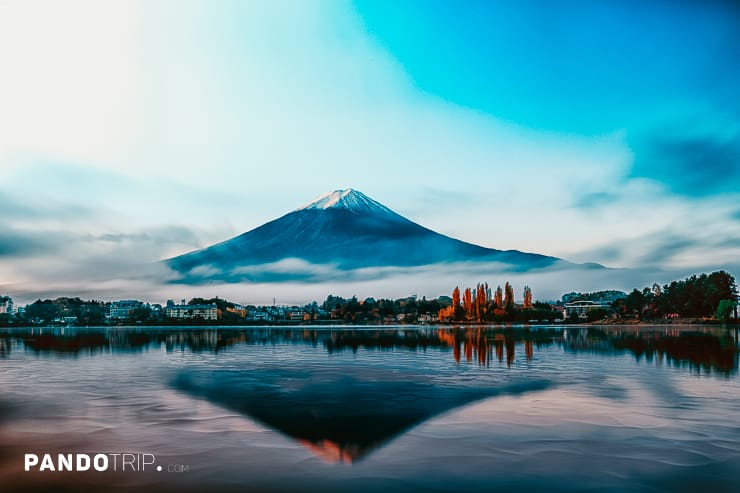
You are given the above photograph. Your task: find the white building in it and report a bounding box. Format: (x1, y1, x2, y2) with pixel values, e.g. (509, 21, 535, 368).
(246, 309, 273, 322)
(287, 310, 306, 321)
(109, 300, 144, 320)
(564, 300, 611, 317)
(0, 296, 13, 315)
(165, 300, 218, 321)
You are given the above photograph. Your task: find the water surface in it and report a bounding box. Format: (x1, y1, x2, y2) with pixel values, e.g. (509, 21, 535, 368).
(0, 325, 738, 492)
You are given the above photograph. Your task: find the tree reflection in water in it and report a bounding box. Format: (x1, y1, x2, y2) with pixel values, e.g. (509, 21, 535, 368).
(562, 326, 739, 374)
(0, 326, 736, 374)
(437, 327, 555, 366)
(0, 325, 737, 464)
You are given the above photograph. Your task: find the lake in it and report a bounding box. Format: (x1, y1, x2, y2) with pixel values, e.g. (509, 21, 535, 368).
(0, 325, 738, 492)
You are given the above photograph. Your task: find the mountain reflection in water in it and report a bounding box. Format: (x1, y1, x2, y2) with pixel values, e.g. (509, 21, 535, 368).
(174, 366, 551, 463)
(1, 324, 740, 492)
(1, 325, 737, 465)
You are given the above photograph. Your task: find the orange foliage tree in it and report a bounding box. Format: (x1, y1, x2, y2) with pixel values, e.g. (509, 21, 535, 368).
(523, 285, 533, 309)
(474, 282, 488, 321)
(439, 286, 462, 321)
(439, 281, 527, 323)
(504, 282, 514, 311)
(463, 288, 473, 320)
(494, 285, 503, 308)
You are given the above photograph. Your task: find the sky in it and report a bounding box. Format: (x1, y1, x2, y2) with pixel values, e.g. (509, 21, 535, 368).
(0, 0, 739, 304)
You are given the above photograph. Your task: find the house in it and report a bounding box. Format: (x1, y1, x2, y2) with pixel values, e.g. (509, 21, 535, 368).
(150, 304, 163, 317)
(109, 300, 144, 320)
(564, 300, 610, 317)
(0, 296, 13, 315)
(267, 306, 285, 319)
(551, 305, 567, 319)
(246, 309, 273, 322)
(165, 300, 218, 321)
(226, 304, 248, 318)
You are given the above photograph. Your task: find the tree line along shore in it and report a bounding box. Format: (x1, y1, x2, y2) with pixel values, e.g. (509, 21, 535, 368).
(0, 271, 737, 327)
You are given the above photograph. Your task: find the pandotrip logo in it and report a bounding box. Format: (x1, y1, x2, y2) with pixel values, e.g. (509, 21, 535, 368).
(24, 453, 190, 473)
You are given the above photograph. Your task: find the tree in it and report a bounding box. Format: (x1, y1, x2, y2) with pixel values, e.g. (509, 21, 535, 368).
(130, 306, 153, 323)
(659, 271, 737, 317)
(624, 289, 645, 318)
(475, 283, 487, 321)
(504, 282, 514, 312)
(716, 299, 736, 322)
(26, 299, 61, 323)
(452, 286, 464, 320)
(586, 307, 609, 322)
(493, 286, 502, 308)
(523, 286, 533, 310)
(462, 288, 473, 320)
(706, 271, 738, 315)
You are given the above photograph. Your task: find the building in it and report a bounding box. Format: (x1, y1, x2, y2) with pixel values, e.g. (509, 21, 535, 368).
(551, 305, 567, 320)
(246, 309, 273, 322)
(226, 304, 248, 318)
(0, 296, 13, 315)
(150, 304, 163, 317)
(267, 306, 285, 319)
(109, 300, 144, 320)
(287, 309, 306, 321)
(564, 300, 611, 317)
(165, 300, 218, 321)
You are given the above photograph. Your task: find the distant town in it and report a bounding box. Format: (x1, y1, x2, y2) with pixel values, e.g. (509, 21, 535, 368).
(0, 271, 737, 327)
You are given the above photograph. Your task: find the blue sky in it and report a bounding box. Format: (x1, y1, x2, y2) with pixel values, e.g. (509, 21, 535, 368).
(355, 1, 740, 134)
(0, 0, 738, 302)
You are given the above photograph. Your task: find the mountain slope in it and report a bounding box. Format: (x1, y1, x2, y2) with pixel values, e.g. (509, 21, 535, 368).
(166, 189, 578, 283)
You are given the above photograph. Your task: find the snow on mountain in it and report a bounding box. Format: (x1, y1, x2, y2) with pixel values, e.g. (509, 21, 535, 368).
(166, 188, 592, 284)
(296, 189, 399, 218)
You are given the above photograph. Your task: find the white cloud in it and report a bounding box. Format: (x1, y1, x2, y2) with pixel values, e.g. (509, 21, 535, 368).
(0, 1, 736, 300)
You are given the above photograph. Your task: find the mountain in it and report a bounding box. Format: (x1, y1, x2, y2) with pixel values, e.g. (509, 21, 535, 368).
(166, 189, 589, 283)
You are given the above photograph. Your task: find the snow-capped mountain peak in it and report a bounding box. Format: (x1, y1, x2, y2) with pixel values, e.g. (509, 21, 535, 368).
(296, 189, 398, 217)
(167, 187, 572, 282)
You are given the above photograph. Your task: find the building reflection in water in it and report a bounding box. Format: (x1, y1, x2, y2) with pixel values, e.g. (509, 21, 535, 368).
(0, 325, 737, 373)
(0, 324, 737, 464)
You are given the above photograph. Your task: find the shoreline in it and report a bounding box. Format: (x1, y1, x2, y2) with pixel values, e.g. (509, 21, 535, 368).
(1, 320, 737, 330)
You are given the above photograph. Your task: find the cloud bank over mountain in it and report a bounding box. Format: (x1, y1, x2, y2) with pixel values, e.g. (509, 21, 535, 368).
(0, 1, 738, 302)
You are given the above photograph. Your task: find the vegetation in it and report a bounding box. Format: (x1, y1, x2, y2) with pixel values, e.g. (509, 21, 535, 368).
(23, 298, 108, 325)
(716, 299, 737, 322)
(321, 295, 449, 323)
(2, 271, 736, 327)
(586, 307, 610, 322)
(561, 290, 626, 304)
(439, 282, 559, 323)
(612, 271, 737, 320)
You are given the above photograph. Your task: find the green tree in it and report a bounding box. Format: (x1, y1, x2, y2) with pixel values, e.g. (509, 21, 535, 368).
(624, 289, 645, 318)
(130, 306, 153, 323)
(26, 299, 61, 323)
(586, 307, 609, 322)
(715, 299, 736, 322)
